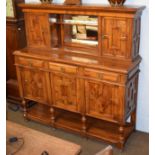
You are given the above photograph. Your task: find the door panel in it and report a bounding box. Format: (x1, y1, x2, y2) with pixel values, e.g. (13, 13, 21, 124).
(102, 17, 131, 58)
(50, 73, 80, 112)
(25, 13, 51, 48)
(20, 68, 48, 103)
(85, 80, 123, 122)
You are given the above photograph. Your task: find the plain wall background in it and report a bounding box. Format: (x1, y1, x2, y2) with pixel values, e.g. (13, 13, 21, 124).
(25, 0, 149, 133)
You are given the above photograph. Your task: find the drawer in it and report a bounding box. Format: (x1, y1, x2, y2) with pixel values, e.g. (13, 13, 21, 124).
(17, 57, 44, 68)
(84, 69, 120, 82)
(49, 62, 77, 74)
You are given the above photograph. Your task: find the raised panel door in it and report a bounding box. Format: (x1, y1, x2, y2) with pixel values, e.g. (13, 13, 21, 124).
(20, 68, 48, 104)
(85, 80, 124, 122)
(50, 73, 81, 113)
(25, 13, 51, 48)
(102, 17, 131, 59)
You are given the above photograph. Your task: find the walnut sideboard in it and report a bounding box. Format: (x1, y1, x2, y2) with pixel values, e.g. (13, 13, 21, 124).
(14, 3, 145, 148)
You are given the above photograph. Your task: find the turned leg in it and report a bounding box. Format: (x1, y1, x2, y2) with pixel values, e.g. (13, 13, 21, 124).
(81, 115, 86, 134)
(118, 124, 125, 149)
(50, 107, 55, 127)
(22, 99, 27, 119)
(131, 110, 136, 130)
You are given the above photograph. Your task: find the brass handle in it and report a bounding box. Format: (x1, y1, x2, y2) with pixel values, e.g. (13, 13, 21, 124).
(102, 34, 108, 39)
(19, 64, 24, 67)
(28, 61, 33, 67)
(68, 101, 73, 105)
(98, 73, 103, 80)
(120, 36, 127, 40)
(60, 67, 65, 72)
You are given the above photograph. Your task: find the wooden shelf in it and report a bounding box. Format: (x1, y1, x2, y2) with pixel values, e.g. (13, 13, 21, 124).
(26, 104, 134, 147)
(55, 109, 82, 133)
(50, 22, 98, 27)
(27, 103, 51, 125)
(87, 117, 120, 144)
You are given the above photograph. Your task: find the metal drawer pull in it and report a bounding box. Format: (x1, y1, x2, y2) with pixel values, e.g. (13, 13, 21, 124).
(102, 34, 108, 39)
(68, 101, 73, 105)
(120, 36, 127, 40)
(60, 67, 65, 72)
(28, 61, 33, 67)
(98, 73, 103, 80)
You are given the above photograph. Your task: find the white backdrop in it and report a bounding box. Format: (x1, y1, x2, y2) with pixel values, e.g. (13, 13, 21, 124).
(25, 0, 149, 133)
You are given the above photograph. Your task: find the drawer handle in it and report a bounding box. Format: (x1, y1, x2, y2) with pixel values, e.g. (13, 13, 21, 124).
(68, 101, 73, 105)
(98, 73, 103, 80)
(19, 64, 24, 67)
(120, 36, 127, 40)
(102, 34, 108, 39)
(60, 67, 65, 72)
(24, 80, 28, 83)
(29, 61, 33, 67)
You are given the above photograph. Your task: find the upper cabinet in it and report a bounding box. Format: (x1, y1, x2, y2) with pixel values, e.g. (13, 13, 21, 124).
(20, 4, 145, 61)
(49, 14, 99, 55)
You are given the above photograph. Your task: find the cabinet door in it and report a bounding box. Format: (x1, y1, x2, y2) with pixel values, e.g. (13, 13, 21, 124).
(25, 13, 51, 48)
(50, 73, 81, 113)
(102, 17, 131, 58)
(85, 80, 124, 122)
(20, 68, 48, 104)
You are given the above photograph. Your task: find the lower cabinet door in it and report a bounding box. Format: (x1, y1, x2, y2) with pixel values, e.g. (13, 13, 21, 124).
(20, 68, 48, 103)
(50, 73, 81, 112)
(85, 80, 123, 122)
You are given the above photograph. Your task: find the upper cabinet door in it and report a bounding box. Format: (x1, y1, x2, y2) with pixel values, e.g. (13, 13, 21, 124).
(102, 17, 132, 59)
(25, 13, 51, 48)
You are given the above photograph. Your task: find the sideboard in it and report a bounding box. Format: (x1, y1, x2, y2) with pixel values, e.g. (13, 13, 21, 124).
(14, 3, 145, 148)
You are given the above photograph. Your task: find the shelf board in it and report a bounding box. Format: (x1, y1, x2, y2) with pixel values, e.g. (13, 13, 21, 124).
(87, 118, 119, 143)
(25, 104, 134, 147)
(50, 22, 98, 27)
(55, 109, 82, 133)
(27, 103, 51, 125)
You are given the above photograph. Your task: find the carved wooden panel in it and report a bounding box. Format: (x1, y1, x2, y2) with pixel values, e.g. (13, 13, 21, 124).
(50, 73, 80, 112)
(85, 80, 123, 121)
(132, 17, 141, 59)
(20, 68, 48, 103)
(125, 73, 138, 119)
(102, 17, 131, 58)
(25, 13, 51, 48)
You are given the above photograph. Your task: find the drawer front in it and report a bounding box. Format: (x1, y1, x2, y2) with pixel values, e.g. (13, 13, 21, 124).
(84, 69, 119, 82)
(49, 62, 77, 74)
(17, 57, 44, 68)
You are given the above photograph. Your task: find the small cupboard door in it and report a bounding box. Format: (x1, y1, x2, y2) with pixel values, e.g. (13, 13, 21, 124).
(20, 68, 49, 104)
(50, 73, 81, 113)
(24, 12, 51, 48)
(85, 80, 124, 122)
(102, 17, 132, 59)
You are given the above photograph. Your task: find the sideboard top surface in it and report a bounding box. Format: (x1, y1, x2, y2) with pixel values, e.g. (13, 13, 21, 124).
(18, 3, 145, 14)
(14, 48, 141, 74)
